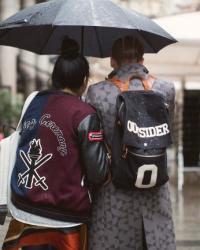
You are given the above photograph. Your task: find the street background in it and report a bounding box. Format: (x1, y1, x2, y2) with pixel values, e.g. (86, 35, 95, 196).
(1, 0, 200, 249)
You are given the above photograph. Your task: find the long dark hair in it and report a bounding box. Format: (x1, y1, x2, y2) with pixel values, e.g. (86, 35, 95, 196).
(52, 37, 89, 91)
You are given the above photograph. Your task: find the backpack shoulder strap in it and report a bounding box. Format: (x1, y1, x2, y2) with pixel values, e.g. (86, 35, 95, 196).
(110, 77, 129, 92)
(110, 74, 156, 92)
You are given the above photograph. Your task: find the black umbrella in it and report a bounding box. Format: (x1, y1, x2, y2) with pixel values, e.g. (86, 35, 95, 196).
(0, 0, 177, 57)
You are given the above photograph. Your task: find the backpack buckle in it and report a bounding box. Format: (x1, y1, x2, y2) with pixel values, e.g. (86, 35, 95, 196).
(122, 146, 128, 159)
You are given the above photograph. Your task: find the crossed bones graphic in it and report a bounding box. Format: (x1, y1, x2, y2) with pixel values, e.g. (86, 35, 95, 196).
(18, 139, 52, 191)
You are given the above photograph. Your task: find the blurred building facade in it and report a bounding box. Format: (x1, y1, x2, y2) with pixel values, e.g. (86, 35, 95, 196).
(115, 0, 200, 17)
(0, 0, 51, 100)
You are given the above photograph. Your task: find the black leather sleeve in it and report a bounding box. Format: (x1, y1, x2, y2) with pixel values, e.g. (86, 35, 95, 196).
(77, 113, 109, 185)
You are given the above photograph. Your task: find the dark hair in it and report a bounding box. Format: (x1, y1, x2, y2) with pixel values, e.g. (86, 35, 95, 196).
(112, 36, 144, 65)
(52, 36, 89, 91)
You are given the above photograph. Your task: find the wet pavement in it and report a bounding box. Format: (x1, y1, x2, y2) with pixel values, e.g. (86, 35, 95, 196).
(171, 183, 200, 250)
(0, 183, 200, 249)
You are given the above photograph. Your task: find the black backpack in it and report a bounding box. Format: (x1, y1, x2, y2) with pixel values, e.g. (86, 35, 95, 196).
(110, 76, 172, 189)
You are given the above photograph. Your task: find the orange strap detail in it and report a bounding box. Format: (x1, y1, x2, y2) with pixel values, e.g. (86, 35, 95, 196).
(110, 77, 129, 92)
(110, 74, 156, 92)
(141, 75, 156, 91)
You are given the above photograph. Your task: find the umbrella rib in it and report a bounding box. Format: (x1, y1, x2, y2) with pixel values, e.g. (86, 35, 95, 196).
(0, 27, 14, 41)
(135, 29, 157, 53)
(94, 26, 103, 58)
(39, 25, 56, 54)
(118, 5, 164, 52)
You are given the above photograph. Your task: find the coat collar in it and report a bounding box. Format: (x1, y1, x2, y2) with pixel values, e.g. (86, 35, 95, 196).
(107, 63, 149, 81)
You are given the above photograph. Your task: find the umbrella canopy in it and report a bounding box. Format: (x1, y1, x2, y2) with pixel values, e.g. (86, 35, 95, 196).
(0, 0, 177, 57)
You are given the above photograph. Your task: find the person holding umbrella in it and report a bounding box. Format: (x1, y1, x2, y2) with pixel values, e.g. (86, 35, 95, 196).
(2, 36, 109, 250)
(86, 36, 176, 250)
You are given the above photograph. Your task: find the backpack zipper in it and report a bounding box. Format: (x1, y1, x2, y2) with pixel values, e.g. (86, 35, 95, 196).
(128, 150, 165, 158)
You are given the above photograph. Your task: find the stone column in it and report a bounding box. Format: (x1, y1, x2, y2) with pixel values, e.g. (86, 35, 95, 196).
(36, 55, 51, 90)
(0, 0, 20, 101)
(19, 0, 36, 97)
(177, 78, 185, 191)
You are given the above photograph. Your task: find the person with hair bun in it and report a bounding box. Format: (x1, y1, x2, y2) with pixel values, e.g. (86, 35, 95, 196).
(86, 36, 176, 250)
(2, 36, 109, 250)
(52, 36, 90, 94)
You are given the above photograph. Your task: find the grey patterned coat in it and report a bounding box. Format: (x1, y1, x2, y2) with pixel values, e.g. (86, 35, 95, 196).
(86, 63, 176, 250)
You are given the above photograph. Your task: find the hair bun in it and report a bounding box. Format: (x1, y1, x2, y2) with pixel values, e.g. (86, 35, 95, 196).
(61, 36, 80, 60)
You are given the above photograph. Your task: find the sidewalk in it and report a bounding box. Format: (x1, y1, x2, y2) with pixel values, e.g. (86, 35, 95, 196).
(172, 183, 200, 250)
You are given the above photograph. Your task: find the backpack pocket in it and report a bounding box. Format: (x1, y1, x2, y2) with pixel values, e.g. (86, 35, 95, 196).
(111, 146, 169, 190)
(126, 148, 169, 189)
